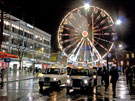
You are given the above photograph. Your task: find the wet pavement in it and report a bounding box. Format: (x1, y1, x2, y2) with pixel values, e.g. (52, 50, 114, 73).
(3, 70, 36, 82)
(0, 72, 135, 101)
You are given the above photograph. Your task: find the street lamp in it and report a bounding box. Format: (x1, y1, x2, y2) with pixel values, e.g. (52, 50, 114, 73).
(119, 44, 122, 48)
(84, 3, 90, 9)
(116, 19, 122, 25)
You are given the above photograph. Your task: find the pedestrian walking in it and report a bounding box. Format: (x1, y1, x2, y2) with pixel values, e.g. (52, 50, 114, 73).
(0, 67, 5, 83)
(125, 66, 131, 85)
(132, 65, 135, 78)
(67, 67, 72, 75)
(103, 66, 109, 90)
(0, 67, 5, 88)
(128, 67, 133, 90)
(110, 66, 119, 97)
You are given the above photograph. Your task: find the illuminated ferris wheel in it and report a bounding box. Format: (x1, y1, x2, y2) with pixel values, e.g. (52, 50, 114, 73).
(58, 6, 115, 65)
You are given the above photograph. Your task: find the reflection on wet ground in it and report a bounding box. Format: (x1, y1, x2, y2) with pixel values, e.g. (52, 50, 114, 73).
(0, 74, 135, 101)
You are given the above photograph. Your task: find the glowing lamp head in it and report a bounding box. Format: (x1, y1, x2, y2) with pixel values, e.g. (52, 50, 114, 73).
(84, 3, 90, 9)
(119, 44, 122, 48)
(116, 19, 121, 25)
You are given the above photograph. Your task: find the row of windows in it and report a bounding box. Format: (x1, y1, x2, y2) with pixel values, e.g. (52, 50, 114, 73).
(3, 35, 50, 53)
(4, 24, 50, 45)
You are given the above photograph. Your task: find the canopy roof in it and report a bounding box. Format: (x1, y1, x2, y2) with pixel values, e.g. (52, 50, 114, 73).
(0, 51, 18, 58)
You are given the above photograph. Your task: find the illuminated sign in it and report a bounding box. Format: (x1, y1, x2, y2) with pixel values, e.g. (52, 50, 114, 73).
(4, 58, 11, 62)
(50, 56, 57, 62)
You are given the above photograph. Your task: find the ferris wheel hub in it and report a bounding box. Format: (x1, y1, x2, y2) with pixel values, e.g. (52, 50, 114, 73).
(82, 31, 88, 37)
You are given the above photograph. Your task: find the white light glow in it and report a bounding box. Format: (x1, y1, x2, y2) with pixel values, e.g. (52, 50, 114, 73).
(116, 19, 121, 25)
(84, 3, 90, 9)
(119, 44, 122, 48)
(66, 79, 71, 84)
(84, 80, 88, 84)
(41, 47, 44, 51)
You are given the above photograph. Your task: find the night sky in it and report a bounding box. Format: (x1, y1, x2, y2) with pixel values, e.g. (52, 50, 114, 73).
(1, 0, 135, 52)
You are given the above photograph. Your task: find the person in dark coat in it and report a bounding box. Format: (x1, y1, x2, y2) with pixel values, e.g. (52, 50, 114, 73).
(125, 66, 131, 85)
(103, 66, 109, 90)
(67, 67, 71, 75)
(128, 67, 133, 90)
(0, 67, 5, 83)
(110, 66, 119, 97)
(132, 65, 135, 78)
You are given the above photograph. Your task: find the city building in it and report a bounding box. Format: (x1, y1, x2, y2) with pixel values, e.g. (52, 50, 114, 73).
(108, 50, 135, 70)
(1, 13, 51, 69)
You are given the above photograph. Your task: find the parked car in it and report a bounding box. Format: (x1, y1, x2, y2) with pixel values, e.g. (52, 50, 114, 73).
(66, 67, 95, 94)
(38, 66, 67, 90)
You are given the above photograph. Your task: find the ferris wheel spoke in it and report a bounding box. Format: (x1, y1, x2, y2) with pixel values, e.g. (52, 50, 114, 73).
(76, 12, 84, 31)
(87, 38, 101, 60)
(59, 33, 80, 36)
(84, 15, 88, 31)
(61, 37, 78, 44)
(74, 9, 87, 32)
(94, 36, 113, 44)
(64, 26, 80, 33)
(67, 20, 81, 32)
(99, 17, 109, 25)
(68, 37, 84, 57)
(89, 13, 93, 26)
(94, 14, 101, 24)
(63, 39, 80, 52)
(94, 33, 115, 35)
(79, 12, 88, 31)
(87, 38, 102, 59)
(101, 23, 113, 30)
(87, 41, 99, 60)
(73, 39, 85, 61)
(94, 26, 114, 33)
(72, 13, 77, 21)
(77, 12, 84, 31)
(94, 40, 108, 51)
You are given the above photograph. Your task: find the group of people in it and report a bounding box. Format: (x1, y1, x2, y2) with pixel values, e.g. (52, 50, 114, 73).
(96, 66, 119, 97)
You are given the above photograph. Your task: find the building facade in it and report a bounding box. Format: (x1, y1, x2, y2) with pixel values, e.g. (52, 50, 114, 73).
(109, 50, 135, 68)
(1, 13, 51, 69)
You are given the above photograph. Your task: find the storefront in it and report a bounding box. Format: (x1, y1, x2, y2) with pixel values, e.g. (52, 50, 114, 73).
(0, 51, 18, 70)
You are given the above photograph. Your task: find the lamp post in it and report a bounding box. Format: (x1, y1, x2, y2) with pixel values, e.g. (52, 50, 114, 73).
(115, 19, 122, 69)
(41, 47, 44, 70)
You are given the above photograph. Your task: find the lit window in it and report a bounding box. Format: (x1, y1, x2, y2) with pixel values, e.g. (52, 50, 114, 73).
(132, 53, 134, 58)
(126, 54, 129, 58)
(126, 61, 129, 66)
